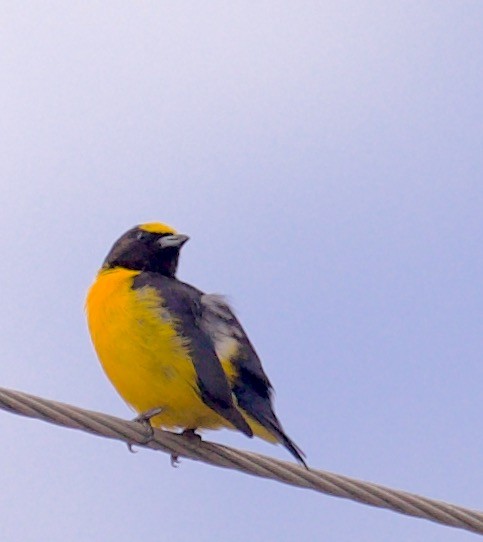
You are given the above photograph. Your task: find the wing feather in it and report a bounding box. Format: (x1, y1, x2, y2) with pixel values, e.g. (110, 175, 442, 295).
(200, 294, 306, 466)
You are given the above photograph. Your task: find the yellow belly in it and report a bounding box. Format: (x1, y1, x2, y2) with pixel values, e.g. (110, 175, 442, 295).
(85, 268, 231, 431)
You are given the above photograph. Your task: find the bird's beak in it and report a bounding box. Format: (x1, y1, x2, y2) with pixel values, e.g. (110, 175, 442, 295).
(158, 234, 190, 249)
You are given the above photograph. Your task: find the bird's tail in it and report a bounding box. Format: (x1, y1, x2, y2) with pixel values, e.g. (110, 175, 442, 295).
(263, 416, 308, 468)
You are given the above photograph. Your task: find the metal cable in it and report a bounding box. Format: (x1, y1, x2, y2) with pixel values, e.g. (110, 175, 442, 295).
(0, 386, 481, 535)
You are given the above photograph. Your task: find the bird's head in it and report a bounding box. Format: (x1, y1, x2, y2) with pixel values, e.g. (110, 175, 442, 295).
(102, 222, 189, 277)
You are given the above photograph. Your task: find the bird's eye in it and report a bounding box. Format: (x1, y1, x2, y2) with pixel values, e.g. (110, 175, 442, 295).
(136, 231, 149, 241)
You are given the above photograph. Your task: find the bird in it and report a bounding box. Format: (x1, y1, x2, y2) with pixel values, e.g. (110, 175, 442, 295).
(86, 222, 306, 466)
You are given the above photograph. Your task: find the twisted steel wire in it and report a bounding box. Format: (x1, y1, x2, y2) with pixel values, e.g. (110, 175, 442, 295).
(0, 386, 481, 535)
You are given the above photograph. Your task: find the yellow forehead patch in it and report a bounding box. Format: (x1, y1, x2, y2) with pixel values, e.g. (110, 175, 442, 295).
(139, 222, 177, 234)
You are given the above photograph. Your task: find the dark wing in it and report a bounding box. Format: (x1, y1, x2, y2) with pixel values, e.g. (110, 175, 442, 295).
(132, 273, 252, 437)
(200, 294, 306, 466)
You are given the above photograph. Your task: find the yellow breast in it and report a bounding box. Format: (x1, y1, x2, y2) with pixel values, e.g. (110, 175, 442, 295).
(85, 267, 230, 431)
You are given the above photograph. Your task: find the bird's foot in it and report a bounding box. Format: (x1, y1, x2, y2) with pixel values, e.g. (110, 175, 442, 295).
(170, 454, 180, 467)
(181, 428, 202, 441)
(127, 407, 163, 452)
(169, 429, 202, 467)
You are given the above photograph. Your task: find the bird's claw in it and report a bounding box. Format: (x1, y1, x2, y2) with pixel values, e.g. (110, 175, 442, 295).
(126, 407, 163, 451)
(170, 454, 180, 467)
(168, 429, 201, 467)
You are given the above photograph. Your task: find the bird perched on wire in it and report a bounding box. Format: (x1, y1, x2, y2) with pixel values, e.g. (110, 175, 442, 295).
(86, 222, 306, 466)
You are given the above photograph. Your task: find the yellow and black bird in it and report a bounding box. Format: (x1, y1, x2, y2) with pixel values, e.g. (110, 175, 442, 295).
(86, 222, 306, 466)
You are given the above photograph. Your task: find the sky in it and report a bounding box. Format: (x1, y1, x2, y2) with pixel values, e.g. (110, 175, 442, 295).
(0, 2, 482, 541)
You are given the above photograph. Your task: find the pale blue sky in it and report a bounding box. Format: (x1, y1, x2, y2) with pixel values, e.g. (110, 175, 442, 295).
(0, 3, 482, 541)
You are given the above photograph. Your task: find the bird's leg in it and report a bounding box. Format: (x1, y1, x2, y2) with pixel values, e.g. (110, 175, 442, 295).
(181, 428, 202, 441)
(170, 428, 202, 467)
(127, 407, 163, 452)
